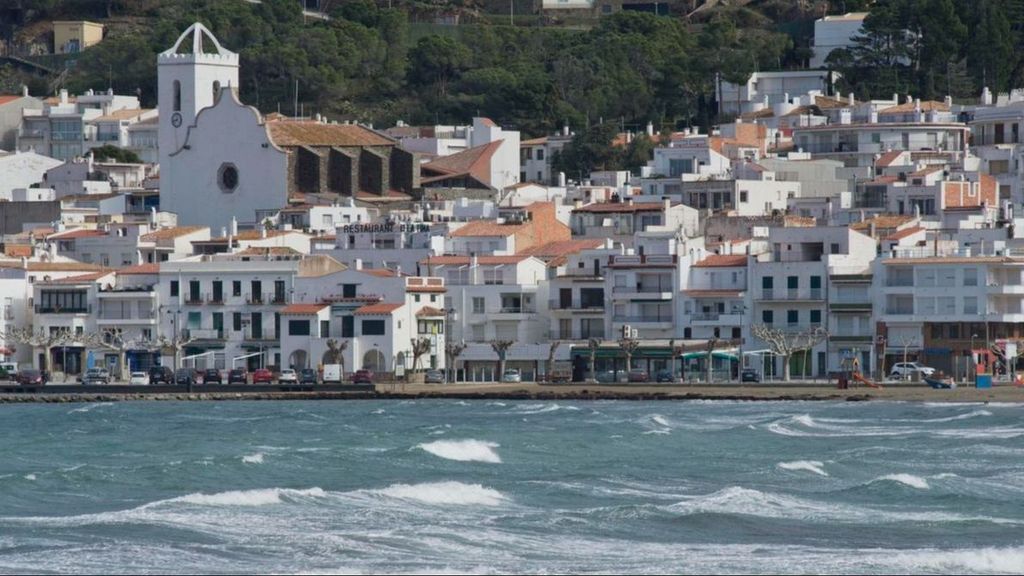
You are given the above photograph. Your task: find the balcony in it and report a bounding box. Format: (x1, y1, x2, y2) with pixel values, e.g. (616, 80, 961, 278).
(34, 305, 90, 314)
(243, 329, 276, 341)
(885, 307, 914, 315)
(612, 315, 674, 327)
(691, 312, 743, 325)
(184, 294, 204, 305)
(612, 285, 674, 300)
(548, 299, 605, 313)
(830, 298, 872, 311)
(246, 293, 264, 305)
(187, 328, 223, 340)
(271, 293, 287, 305)
(758, 288, 824, 301)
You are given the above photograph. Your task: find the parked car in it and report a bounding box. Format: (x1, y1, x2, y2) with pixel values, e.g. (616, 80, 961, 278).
(627, 368, 649, 383)
(0, 361, 18, 380)
(129, 372, 150, 386)
(424, 369, 445, 384)
(175, 368, 198, 386)
(351, 369, 374, 385)
(547, 369, 572, 383)
(501, 369, 522, 383)
(299, 368, 318, 385)
(203, 369, 223, 385)
(654, 369, 676, 383)
(83, 368, 110, 385)
(15, 369, 45, 386)
(278, 369, 298, 384)
(149, 366, 174, 384)
(741, 369, 761, 383)
(252, 368, 274, 384)
(890, 362, 935, 379)
(595, 370, 620, 383)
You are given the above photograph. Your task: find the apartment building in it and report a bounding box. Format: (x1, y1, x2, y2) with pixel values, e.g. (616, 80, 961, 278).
(547, 243, 620, 341)
(970, 100, 1024, 203)
(157, 253, 346, 370)
(681, 253, 748, 344)
(18, 89, 142, 161)
(749, 226, 875, 378)
(792, 119, 969, 168)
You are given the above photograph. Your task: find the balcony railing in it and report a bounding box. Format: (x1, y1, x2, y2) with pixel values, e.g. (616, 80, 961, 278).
(760, 288, 824, 300)
(496, 306, 537, 314)
(549, 299, 605, 311)
(184, 294, 204, 305)
(98, 310, 156, 320)
(246, 293, 264, 304)
(885, 307, 914, 315)
(612, 315, 673, 323)
(187, 328, 223, 340)
(34, 305, 90, 314)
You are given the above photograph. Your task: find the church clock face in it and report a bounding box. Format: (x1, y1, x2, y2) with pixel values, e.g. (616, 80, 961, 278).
(171, 112, 182, 127)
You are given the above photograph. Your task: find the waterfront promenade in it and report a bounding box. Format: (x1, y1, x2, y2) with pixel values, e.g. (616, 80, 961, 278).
(0, 381, 1021, 404)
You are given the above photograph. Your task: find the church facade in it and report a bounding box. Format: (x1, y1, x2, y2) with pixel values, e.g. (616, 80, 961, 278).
(157, 23, 417, 231)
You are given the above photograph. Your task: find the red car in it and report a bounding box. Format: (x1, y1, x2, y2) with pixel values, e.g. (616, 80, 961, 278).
(252, 368, 274, 383)
(351, 369, 374, 384)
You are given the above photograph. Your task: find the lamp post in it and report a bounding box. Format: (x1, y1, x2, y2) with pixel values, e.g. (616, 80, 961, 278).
(971, 332, 979, 381)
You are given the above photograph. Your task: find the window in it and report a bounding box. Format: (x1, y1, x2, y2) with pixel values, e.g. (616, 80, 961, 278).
(187, 311, 201, 329)
(320, 320, 329, 336)
(787, 310, 799, 325)
(289, 320, 311, 336)
(787, 276, 798, 290)
(212, 80, 221, 101)
(762, 310, 774, 324)
(233, 312, 242, 332)
(537, 149, 545, 161)
(170, 281, 179, 297)
(963, 297, 978, 315)
(218, 163, 239, 193)
(342, 284, 357, 298)
(414, 294, 421, 303)
(830, 243, 840, 254)
(810, 310, 821, 325)
(172, 80, 181, 112)
(931, 324, 944, 339)
(732, 327, 741, 339)
(472, 297, 485, 314)
(361, 320, 385, 335)
(739, 191, 748, 203)
(212, 312, 223, 336)
(963, 268, 977, 287)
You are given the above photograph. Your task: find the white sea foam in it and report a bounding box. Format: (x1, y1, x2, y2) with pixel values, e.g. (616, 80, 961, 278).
(23, 474, 36, 481)
(642, 429, 671, 435)
(241, 453, 264, 464)
(894, 546, 1024, 573)
(416, 439, 502, 463)
(872, 474, 930, 490)
(68, 402, 113, 414)
(167, 487, 326, 507)
(371, 409, 385, 415)
(651, 415, 672, 427)
(778, 460, 828, 476)
(375, 481, 506, 506)
(512, 403, 562, 414)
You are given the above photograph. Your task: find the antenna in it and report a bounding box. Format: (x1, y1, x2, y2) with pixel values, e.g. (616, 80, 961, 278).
(294, 78, 299, 118)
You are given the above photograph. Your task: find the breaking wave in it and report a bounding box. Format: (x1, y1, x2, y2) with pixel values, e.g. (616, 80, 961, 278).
(871, 474, 930, 490)
(416, 439, 502, 463)
(374, 481, 507, 506)
(778, 460, 828, 476)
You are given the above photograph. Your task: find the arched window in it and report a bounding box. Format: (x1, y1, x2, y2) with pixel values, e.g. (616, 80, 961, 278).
(212, 80, 221, 102)
(172, 80, 181, 112)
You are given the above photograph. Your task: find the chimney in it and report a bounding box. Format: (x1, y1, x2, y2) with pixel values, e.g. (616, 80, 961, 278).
(982, 87, 993, 106)
(220, 227, 227, 237)
(663, 198, 671, 214)
(230, 217, 238, 237)
(558, 172, 566, 187)
(892, 93, 898, 105)
(562, 124, 569, 136)
(944, 95, 953, 108)
(848, 92, 855, 106)
(646, 121, 654, 137)
(21, 85, 28, 97)
(869, 110, 878, 124)
(260, 226, 267, 239)
(355, 258, 363, 270)
(59, 89, 68, 104)
(396, 264, 402, 276)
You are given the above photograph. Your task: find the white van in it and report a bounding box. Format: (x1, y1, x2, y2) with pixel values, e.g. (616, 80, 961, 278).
(322, 364, 342, 384)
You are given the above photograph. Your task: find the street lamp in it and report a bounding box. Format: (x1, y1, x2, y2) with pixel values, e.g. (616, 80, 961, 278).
(971, 332, 979, 381)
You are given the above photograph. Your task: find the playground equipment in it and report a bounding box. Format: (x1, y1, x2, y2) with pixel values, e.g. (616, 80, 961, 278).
(836, 355, 882, 390)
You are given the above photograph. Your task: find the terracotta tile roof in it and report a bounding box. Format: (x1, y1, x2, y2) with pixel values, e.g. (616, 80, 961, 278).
(0, 95, 27, 106)
(885, 226, 925, 241)
(361, 268, 404, 277)
(866, 175, 900, 185)
(421, 255, 529, 266)
(117, 262, 159, 275)
(280, 303, 329, 315)
(3, 244, 32, 258)
(909, 166, 944, 177)
(45, 271, 111, 284)
(92, 108, 154, 122)
(478, 117, 497, 127)
(815, 95, 856, 109)
(783, 215, 818, 227)
(520, 137, 548, 146)
(694, 254, 748, 268)
(354, 302, 403, 315)
(47, 229, 107, 240)
(237, 246, 301, 256)
(875, 151, 905, 167)
(850, 215, 916, 232)
(205, 229, 299, 242)
(267, 121, 394, 147)
(406, 285, 447, 293)
(23, 261, 104, 272)
(355, 189, 412, 200)
(879, 100, 950, 115)
(449, 219, 526, 237)
(140, 226, 206, 242)
(416, 306, 445, 317)
(519, 239, 606, 267)
(573, 202, 665, 213)
(422, 140, 503, 186)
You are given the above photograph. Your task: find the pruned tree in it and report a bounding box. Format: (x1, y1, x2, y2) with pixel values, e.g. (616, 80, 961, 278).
(705, 337, 719, 384)
(324, 338, 349, 376)
(490, 339, 514, 380)
(445, 340, 466, 383)
(155, 331, 197, 371)
(2, 327, 74, 374)
(91, 328, 159, 381)
(545, 340, 561, 381)
(587, 338, 601, 383)
(410, 337, 431, 372)
(750, 325, 828, 382)
(618, 336, 641, 371)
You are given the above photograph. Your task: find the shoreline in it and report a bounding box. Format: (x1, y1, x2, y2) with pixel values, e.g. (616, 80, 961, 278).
(1, 382, 1022, 404)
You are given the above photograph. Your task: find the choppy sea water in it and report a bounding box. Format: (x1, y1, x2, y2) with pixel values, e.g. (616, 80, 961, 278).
(0, 400, 1023, 574)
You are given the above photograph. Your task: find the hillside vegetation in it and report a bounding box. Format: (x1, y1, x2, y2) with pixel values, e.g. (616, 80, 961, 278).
(4, 0, 1024, 137)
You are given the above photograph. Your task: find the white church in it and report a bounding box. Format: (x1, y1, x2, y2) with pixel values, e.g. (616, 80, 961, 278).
(157, 23, 418, 231)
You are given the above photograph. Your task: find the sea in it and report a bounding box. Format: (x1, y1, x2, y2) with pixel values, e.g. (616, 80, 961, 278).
(0, 399, 1022, 574)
